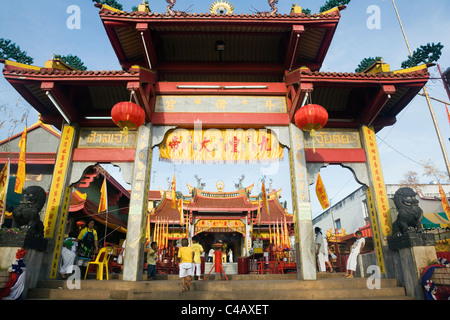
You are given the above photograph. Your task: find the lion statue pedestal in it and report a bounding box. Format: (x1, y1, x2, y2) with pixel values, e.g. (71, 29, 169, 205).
(386, 187, 437, 300)
(387, 187, 435, 250)
(0, 186, 49, 298)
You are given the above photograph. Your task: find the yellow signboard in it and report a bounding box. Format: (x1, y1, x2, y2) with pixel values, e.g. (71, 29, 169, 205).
(44, 125, 75, 238)
(195, 219, 245, 234)
(159, 128, 283, 164)
(49, 186, 72, 278)
(366, 187, 386, 274)
(362, 126, 391, 237)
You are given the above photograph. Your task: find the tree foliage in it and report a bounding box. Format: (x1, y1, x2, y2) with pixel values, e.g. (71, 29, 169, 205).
(0, 38, 34, 65)
(401, 42, 444, 69)
(92, 0, 123, 11)
(320, 0, 351, 13)
(420, 159, 448, 183)
(55, 54, 87, 71)
(399, 171, 421, 192)
(355, 57, 376, 73)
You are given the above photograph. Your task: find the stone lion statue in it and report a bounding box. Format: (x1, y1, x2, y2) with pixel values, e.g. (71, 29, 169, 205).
(12, 186, 46, 237)
(392, 187, 423, 236)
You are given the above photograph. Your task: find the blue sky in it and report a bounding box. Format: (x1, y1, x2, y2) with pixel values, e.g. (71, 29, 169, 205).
(1, 0, 449, 218)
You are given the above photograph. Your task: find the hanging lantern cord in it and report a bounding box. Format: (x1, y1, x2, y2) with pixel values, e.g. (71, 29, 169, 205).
(119, 89, 135, 150)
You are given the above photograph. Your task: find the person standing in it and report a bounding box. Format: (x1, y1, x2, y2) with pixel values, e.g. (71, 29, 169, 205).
(77, 220, 99, 260)
(77, 220, 99, 276)
(146, 242, 158, 281)
(228, 248, 233, 263)
(323, 236, 335, 273)
(191, 236, 204, 280)
(314, 227, 326, 273)
(177, 238, 194, 292)
(344, 231, 365, 278)
(59, 237, 77, 279)
(207, 248, 214, 262)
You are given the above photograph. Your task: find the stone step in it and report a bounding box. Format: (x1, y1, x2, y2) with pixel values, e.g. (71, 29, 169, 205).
(204, 262, 238, 275)
(35, 277, 399, 291)
(27, 275, 411, 300)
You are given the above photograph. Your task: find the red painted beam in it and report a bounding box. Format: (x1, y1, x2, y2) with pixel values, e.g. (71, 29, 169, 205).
(288, 82, 313, 122)
(151, 112, 290, 128)
(136, 23, 159, 69)
(157, 62, 284, 75)
(0, 152, 57, 165)
(285, 25, 305, 71)
(155, 82, 287, 95)
(127, 81, 152, 122)
(41, 81, 79, 123)
(72, 148, 136, 162)
(361, 85, 396, 125)
(305, 148, 366, 163)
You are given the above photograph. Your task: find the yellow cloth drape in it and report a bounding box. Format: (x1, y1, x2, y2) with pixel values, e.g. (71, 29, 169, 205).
(159, 128, 283, 163)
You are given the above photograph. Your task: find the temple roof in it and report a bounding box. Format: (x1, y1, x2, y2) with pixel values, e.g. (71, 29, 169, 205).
(69, 165, 130, 233)
(0, 5, 431, 133)
(151, 184, 293, 225)
(0, 120, 61, 165)
(98, 4, 344, 81)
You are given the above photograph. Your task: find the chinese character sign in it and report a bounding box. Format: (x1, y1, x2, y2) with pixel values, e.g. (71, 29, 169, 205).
(362, 126, 392, 237)
(159, 128, 283, 163)
(44, 125, 75, 238)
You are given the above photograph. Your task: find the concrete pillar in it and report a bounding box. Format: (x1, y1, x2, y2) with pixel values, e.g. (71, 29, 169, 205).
(123, 123, 152, 281)
(388, 233, 437, 299)
(288, 124, 316, 280)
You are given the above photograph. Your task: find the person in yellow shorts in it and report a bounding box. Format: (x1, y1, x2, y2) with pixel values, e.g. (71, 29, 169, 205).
(177, 238, 194, 292)
(191, 236, 204, 280)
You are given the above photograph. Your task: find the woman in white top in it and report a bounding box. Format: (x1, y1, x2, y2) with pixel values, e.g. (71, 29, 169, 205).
(344, 230, 365, 278)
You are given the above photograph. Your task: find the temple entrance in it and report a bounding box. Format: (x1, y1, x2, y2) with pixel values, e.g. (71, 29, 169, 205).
(196, 231, 243, 261)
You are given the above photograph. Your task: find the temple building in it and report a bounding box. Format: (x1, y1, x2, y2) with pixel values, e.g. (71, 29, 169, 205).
(1, 1, 432, 283)
(150, 182, 293, 257)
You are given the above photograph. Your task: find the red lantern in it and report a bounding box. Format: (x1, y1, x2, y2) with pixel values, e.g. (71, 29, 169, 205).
(294, 104, 328, 152)
(111, 101, 145, 135)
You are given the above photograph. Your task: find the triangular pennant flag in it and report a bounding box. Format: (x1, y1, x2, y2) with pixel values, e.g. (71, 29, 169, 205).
(171, 173, 177, 209)
(0, 160, 10, 225)
(98, 177, 108, 213)
(315, 173, 330, 210)
(439, 183, 450, 222)
(261, 180, 269, 215)
(14, 126, 27, 194)
(178, 198, 184, 226)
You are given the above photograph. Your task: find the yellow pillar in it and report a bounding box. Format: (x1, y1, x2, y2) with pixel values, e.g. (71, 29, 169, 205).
(361, 125, 390, 274)
(42, 124, 78, 279)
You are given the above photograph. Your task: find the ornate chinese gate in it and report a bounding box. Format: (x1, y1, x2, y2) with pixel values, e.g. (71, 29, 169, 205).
(1, 3, 430, 282)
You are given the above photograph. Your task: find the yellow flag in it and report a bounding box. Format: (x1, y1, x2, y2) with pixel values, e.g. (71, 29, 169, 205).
(315, 173, 330, 210)
(0, 160, 10, 224)
(439, 184, 450, 222)
(14, 126, 27, 194)
(261, 180, 269, 215)
(171, 174, 177, 209)
(98, 177, 108, 213)
(178, 198, 184, 226)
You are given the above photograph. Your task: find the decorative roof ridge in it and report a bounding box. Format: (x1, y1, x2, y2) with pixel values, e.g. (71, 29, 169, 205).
(298, 68, 429, 79)
(3, 67, 140, 76)
(197, 189, 247, 198)
(100, 9, 341, 20)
